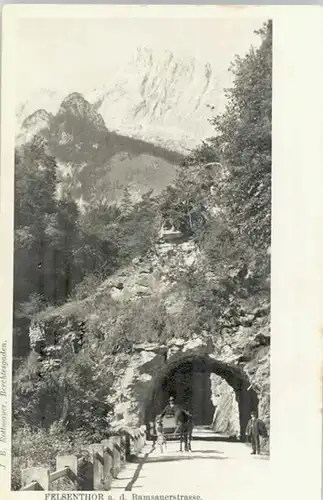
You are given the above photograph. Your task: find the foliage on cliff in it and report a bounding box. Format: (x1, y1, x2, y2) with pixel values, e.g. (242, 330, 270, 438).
(160, 20, 271, 330)
(210, 21, 271, 251)
(13, 140, 160, 362)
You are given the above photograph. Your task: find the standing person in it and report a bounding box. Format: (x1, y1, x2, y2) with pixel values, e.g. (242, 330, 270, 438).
(246, 411, 268, 455)
(149, 420, 157, 442)
(155, 417, 167, 453)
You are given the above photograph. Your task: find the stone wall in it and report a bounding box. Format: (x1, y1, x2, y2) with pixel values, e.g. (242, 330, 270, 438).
(210, 373, 240, 438)
(30, 237, 270, 441)
(108, 332, 270, 441)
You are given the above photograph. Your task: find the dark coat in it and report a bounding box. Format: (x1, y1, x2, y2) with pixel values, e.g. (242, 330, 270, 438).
(160, 404, 192, 432)
(246, 418, 268, 438)
(160, 403, 179, 418)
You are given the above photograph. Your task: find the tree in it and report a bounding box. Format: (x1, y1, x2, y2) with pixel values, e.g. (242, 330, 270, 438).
(14, 140, 58, 305)
(13, 139, 85, 359)
(155, 20, 272, 333)
(211, 20, 272, 251)
(120, 186, 133, 217)
(12, 21, 272, 462)
(158, 162, 215, 236)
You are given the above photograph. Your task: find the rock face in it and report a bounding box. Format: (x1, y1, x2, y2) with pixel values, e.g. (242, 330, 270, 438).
(31, 236, 270, 443)
(16, 109, 53, 146)
(106, 330, 269, 442)
(16, 89, 64, 127)
(16, 47, 222, 154)
(58, 93, 106, 129)
(210, 373, 240, 438)
(90, 47, 221, 153)
(15, 91, 182, 209)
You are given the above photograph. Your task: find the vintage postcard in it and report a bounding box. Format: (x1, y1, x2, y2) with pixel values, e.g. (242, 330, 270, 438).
(0, 5, 322, 500)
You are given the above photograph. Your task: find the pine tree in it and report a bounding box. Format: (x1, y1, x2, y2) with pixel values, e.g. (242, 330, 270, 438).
(120, 186, 133, 217)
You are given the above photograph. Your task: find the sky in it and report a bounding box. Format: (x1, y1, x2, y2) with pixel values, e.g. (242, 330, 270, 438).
(15, 17, 267, 105)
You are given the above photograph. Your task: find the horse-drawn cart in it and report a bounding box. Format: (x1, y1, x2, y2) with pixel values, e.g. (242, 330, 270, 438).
(148, 409, 193, 452)
(161, 415, 181, 438)
(148, 415, 181, 441)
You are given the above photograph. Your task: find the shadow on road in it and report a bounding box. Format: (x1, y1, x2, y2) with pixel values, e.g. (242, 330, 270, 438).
(123, 443, 230, 491)
(125, 443, 156, 491)
(191, 436, 239, 442)
(114, 476, 147, 480)
(143, 455, 229, 463)
(189, 449, 224, 454)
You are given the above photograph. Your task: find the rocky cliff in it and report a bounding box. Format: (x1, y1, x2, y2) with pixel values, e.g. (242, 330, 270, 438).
(13, 24, 271, 471)
(16, 48, 221, 154)
(30, 232, 270, 446)
(16, 90, 182, 209)
(90, 47, 221, 153)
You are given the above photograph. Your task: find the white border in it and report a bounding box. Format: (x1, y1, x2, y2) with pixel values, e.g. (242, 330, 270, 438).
(1, 5, 323, 500)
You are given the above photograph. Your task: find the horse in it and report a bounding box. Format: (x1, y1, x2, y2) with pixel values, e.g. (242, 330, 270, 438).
(173, 407, 193, 452)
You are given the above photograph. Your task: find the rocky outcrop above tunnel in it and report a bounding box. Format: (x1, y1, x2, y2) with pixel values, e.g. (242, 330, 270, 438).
(30, 236, 270, 443)
(31, 238, 199, 331)
(107, 326, 270, 438)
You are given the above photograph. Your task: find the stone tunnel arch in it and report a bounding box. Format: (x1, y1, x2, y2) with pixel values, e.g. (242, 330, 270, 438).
(143, 353, 258, 441)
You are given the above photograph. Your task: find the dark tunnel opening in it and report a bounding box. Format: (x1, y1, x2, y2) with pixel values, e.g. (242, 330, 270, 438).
(144, 355, 259, 442)
(161, 359, 215, 426)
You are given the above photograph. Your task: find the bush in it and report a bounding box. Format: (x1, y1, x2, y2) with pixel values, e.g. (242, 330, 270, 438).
(11, 422, 94, 490)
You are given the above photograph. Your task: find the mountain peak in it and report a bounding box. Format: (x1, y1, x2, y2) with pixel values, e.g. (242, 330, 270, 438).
(17, 108, 53, 146)
(59, 92, 93, 114)
(58, 92, 106, 130)
(89, 47, 220, 152)
(16, 46, 222, 152)
(21, 108, 53, 129)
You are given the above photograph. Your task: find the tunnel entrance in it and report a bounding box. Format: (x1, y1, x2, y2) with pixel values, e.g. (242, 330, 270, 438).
(144, 354, 258, 441)
(161, 359, 214, 426)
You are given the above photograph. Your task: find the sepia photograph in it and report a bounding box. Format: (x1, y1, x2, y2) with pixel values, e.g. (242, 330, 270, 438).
(8, 8, 271, 498)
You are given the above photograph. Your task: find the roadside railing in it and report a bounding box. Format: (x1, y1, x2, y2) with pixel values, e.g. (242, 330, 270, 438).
(20, 425, 147, 491)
